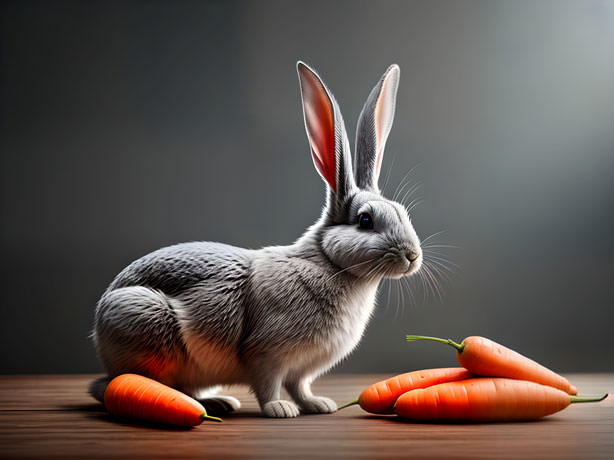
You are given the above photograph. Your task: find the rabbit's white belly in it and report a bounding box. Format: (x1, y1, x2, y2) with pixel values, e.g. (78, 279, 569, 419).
(172, 302, 248, 388)
(180, 333, 247, 385)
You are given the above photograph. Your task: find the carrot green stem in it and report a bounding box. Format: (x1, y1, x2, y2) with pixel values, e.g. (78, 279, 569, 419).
(200, 413, 223, 422)
(570, 394, 608, 403)
(337, 400, 359, 410)
(406, 335, 465, 352)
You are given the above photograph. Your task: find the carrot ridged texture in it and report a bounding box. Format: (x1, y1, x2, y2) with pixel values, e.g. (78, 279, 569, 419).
(358, 368, 472, 414)
(459, 336, 577, 395)
(394, 378, 571, 421)
(104, 374, 205, 427)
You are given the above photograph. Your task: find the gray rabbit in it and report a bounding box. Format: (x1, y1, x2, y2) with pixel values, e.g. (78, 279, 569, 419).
(91, 61, 422, 418)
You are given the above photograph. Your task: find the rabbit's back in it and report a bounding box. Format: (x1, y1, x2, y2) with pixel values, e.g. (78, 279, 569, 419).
(108, 241, 253, 295)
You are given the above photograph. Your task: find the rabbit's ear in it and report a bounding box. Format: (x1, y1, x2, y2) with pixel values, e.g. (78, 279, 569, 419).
(354, 64, 400, 191)
(297, 61, 354, 203)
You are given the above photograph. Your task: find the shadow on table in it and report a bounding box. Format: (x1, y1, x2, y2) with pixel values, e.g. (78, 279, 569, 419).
(358, 414, 557, 425)
(73, 402, 268, 429)
(85, 411, 199, 431)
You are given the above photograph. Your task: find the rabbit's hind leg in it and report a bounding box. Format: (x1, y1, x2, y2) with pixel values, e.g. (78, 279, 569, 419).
(93, 286, 188, 384)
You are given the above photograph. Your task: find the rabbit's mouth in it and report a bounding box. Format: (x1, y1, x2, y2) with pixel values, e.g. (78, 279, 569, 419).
(404, 256, 422, 275)
(387, 246, 423, 278)
(380, 252, 422, 279)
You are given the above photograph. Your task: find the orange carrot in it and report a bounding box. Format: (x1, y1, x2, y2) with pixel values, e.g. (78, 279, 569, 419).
(339, 368, 473, 413)
(394, 378, 606, 421)
(104, 374, 222, 426)
(406, 335, 578, 395)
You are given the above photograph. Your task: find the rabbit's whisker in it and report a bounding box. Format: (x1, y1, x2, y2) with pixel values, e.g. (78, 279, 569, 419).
(417, 267, 428, 305)
(393, 177, 415, 204)
(364, 258, 387, 283)
(419, 264, 435, 301)
(420, 230, 447, 246)
(383, 278, 392, 312)
(403, 275, 417, 308)
(380, 153, 397, 195)
(422, 252, 459, 270)
(421, 244, 460, 249)
(423, 261, 445, 302)
(324, 257, 378, 284)
(394, 275, 405, 313)
(425, 259, 453, 282)
(392, 164, 419, 202)
(400, 183, 422, 208)
(405, 198, 423, 215)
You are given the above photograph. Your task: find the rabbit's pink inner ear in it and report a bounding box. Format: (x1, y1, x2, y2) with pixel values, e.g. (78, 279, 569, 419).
(373, 67, 399, 179)
(375, 145, 384, 179)
(300, 67, 337, 192)
(310, 145, 336, 193)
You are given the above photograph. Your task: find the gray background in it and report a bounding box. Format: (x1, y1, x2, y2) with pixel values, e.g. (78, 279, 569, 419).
(1, 0, 613, 374)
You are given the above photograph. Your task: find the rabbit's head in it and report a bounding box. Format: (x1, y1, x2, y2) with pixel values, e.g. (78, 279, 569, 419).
(298, 62, 421, 280)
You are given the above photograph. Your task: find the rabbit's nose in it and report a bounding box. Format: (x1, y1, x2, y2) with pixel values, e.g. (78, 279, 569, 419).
(406, 250, 420, 263)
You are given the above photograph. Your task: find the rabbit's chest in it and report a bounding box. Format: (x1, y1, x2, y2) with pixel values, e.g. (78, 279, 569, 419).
(299, 281, 379, 366)
(329, 282, 378, 352)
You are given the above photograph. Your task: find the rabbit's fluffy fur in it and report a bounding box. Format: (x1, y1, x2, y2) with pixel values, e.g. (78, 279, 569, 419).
(92, 62, 422, 418)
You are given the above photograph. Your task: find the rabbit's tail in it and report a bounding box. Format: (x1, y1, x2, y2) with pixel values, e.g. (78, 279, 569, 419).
(88, 376, 111, 403)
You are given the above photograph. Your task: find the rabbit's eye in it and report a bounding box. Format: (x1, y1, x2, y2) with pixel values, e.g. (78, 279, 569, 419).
(358, 213, 374, 230)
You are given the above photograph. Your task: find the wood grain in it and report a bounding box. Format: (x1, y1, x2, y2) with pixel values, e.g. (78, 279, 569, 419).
(0, 374, 612, 459)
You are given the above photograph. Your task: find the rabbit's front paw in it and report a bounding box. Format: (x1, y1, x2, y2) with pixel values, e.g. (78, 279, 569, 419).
(299, 396, 337, 414)
(262, 400, 300, 418)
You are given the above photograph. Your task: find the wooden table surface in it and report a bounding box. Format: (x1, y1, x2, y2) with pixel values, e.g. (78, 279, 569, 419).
(0, 373, 612, 459)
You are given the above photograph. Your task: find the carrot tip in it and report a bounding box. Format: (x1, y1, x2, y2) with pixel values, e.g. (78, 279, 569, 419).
(337, 400, 359, 410)
(570, 393, 608, 403)
(200, 413, 223, 423)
